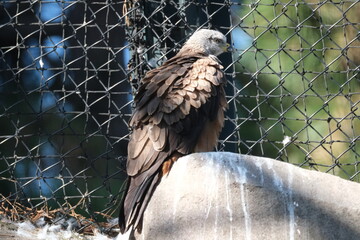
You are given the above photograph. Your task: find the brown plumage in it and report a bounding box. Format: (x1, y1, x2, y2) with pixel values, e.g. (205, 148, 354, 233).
(119, 29, 228, 234)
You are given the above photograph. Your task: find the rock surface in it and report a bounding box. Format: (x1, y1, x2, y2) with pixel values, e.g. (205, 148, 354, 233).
(134, 152, 360, 240)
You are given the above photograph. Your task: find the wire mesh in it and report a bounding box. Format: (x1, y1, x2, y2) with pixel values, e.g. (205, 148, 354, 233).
(0, 0, 359, 234)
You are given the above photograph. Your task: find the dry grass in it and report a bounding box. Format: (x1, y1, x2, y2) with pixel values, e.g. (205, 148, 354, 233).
(0, 194, 119, 238)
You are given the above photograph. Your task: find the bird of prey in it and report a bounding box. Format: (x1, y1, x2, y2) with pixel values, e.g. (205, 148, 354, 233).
(119, 29, 229, 234)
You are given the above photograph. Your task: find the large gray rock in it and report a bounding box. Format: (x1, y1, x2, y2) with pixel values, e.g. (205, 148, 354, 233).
(134, 152, 360, 240)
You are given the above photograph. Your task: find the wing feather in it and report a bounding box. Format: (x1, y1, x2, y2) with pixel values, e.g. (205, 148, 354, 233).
(128, 133, 148, 159)
(165, 73, 179, 86)
(147, 97, 161, 115)
(180, 100, 191, 115)
(151, 70, 172, 83)
(149, 124, 161, 142)
(197, 79, 211, 92)
(157, 83, 171, 97)
(160, 98, 177, 113)
(170, 94, 184, 105)
(152, 111, 164, 125)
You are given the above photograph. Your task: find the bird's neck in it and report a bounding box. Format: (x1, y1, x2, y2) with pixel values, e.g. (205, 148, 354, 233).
(177, 45, 207, 57)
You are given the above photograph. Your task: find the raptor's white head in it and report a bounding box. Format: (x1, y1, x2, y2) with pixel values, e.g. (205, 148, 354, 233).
(182, 29, 229, 56)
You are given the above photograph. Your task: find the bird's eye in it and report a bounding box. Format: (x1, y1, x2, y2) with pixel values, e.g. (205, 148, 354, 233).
(211, 38, 222, 44)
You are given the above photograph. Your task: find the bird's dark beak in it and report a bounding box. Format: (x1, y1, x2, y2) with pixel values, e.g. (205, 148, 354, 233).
(227, 43, 235, 52)
(222, 43, 233, 52)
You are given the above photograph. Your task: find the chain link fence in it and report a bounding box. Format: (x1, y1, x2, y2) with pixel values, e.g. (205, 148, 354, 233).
(0, 0, 359, 235)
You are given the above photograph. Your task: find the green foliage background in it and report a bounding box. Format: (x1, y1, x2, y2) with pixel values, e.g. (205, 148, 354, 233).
(234, 0, 359, 181)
